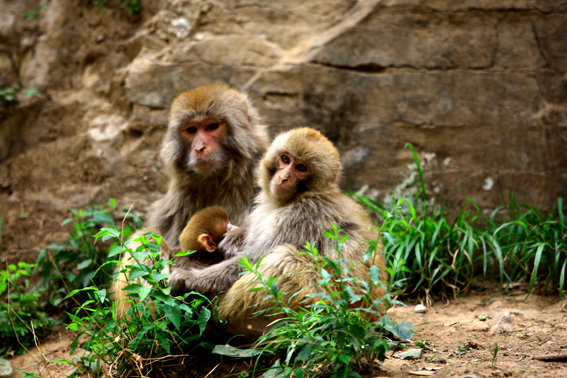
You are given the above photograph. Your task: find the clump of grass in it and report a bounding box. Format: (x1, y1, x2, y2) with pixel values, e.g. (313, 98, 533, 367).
(482, 191, 566, 299)
(355, 144, 566, 301)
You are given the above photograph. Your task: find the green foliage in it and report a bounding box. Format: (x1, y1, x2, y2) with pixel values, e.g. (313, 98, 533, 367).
(24, 3, 47, 20)
(0, 85, 20, 103)
(34, 199, 142, 307)
(66, 230, 211, 376)
(355, 143, 567, 301)
(491, 342, 498, 368)
(93, 0, 140, 15)
(0, 262, 55, 356)
(0, 84, 43, 105)
(231, 218, 412, 378)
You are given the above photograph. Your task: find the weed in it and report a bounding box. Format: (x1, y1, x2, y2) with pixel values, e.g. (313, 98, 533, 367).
(0, 84, 43, 105)
(66, 228, 210, 376)
(355, 144, 567, 301)
(34, 198, 141, 307)
(491, 342, 498, 368)
(456, 345, 471, 356)
(0, 85, 20, 103)
(93, 0, 140, 15)
(0, 262, 55, 355)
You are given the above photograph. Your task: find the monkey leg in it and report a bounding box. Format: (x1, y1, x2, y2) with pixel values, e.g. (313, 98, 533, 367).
(215, 244, 321, 339)
(216, 244, 390, 339)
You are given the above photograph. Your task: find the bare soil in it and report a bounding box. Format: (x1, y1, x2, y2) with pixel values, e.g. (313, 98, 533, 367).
(6, 291, 567, 378)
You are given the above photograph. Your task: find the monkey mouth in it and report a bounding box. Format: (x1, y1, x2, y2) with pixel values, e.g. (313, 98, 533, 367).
(190, 157, 216, 171)
(272, 184, 292, 197)
(194, 160, 214, 169)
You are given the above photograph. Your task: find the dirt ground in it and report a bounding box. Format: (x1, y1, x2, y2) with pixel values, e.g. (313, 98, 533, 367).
(6, 290, 566, 378)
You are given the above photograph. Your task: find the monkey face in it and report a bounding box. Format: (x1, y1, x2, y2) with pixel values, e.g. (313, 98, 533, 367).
(180, 116, 228, 173)
(271, 153, 312, 201)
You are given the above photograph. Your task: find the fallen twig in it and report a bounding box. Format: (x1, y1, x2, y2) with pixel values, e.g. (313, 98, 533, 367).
(533, 354, 567, 362)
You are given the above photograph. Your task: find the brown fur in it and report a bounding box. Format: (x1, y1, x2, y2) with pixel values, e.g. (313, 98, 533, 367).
(177, 206, 232, 268)
(149, 83, 269, 247)
(173, 127, 388, 340)
(112, 84, 268, 319)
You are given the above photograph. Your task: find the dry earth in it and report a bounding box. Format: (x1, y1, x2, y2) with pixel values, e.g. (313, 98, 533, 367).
(6, 291, 567, 378)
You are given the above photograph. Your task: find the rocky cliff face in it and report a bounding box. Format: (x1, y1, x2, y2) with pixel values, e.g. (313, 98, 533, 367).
(0, 0, 565, 261)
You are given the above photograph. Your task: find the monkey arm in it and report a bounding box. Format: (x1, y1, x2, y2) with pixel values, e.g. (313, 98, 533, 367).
(169, 254, 245, 297)
(219, 226, 247, 259)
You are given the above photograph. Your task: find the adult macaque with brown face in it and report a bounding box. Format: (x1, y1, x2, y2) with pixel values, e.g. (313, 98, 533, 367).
(111, 84, 268, 318)
(148, 83, 269, 248)
(170, 127, 388, 339)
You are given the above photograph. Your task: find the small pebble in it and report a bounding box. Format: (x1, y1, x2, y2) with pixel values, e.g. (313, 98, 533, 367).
(414, 304, 426, 313)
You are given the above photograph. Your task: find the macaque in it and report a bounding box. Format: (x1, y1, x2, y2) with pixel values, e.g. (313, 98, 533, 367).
(170, 127, 388, 340)
(147, 83, 269, 248)
(111, 84, 268, 318)
(177, 206, 238, 268)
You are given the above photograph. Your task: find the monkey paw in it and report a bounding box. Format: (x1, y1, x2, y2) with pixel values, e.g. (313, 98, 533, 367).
(169, 267, 196, 293)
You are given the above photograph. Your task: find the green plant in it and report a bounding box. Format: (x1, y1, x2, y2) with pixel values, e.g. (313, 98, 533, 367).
(0, 262, 55, 355)
(0, 84, 43, 105)
(66, 228, 211, 376)
(226, 210, 413, 377)
(491, 342, 498, 368)
(355, 143, 567, 301)
(481, 190, 567, 299)
(34, 199, 142, 307)
(93, 0, 140, 15)
(0, 85, 19, 104)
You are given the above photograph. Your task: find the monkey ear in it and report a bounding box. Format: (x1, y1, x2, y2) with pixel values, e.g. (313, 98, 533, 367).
(198, 234, 217, 252)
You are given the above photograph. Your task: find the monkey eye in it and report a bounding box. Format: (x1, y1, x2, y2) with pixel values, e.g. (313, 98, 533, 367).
(281, 155, 290, 164)
(207, 123, 219, 131)
(296, 164, 308, 172)
(185, 126, 197, 134)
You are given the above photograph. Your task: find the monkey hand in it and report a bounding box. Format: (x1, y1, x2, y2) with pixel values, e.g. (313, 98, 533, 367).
(169, 267, 197, 294)
(171, 257, 244, 297)
(219, 227, 247, 259)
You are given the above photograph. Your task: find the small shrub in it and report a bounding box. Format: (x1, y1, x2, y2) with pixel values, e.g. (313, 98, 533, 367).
(34, 198, 142, 307)
(66, 228, 211, 377)
(0, 262, 55, 355)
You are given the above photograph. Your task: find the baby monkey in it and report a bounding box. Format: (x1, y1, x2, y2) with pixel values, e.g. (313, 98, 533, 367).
(176, 206, 238, 269)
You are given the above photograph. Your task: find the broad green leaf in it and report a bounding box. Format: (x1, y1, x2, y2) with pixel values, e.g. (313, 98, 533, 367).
(198, 307, 211, 334)
(163, 304, 181, 330)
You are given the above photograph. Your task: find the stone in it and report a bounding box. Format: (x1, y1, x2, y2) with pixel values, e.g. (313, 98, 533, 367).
(0, 358, 12, 377)
(400, 348, 422, 360)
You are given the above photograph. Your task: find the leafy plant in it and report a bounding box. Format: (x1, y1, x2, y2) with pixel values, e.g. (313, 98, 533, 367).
(227, 205, 413, 378)
(66, 228, 211, 377)
(93, 0, 140, 15)
(24, 3, 48, 20)
(0, 84, 43, 105)
(34, 198, 142, 307)
(0, 85, 20, 104)
(0, 262, 55, 355)
(355, 143, 567, 301)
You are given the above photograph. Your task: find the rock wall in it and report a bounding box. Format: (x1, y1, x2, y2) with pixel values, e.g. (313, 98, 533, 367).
(0, 0, 566, 261)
